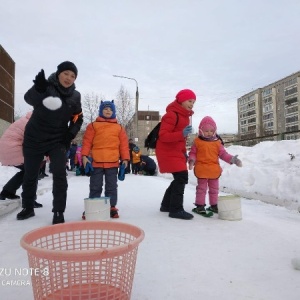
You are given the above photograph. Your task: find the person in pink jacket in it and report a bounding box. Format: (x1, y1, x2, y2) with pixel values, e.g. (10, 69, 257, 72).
(188, 116, 242, 215)
(0, 111, 42, 207)
(75, 145, 83, 168)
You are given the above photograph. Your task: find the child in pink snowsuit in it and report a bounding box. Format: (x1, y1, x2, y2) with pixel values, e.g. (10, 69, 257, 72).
(188, 116, 242, 214)
(76, 145, 83, 167)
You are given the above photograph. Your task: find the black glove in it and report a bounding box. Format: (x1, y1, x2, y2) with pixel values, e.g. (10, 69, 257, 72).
(33, 69, 48, 93)
(64, 132, 75, 150)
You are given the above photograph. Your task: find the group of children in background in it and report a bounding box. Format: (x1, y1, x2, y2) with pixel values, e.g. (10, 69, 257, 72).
(126, 139, 157, 175)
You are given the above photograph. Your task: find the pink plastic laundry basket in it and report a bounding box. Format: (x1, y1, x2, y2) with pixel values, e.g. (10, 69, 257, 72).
(20, 221, 145, 300)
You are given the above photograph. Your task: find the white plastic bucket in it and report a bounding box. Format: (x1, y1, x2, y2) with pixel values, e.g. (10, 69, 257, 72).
(84, 197, 110, 221)
(218, 195, 242, 221)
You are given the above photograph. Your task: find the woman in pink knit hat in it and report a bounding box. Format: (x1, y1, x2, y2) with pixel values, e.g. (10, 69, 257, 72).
(188, 116, 242, 216)
(156, 89, 196, 220)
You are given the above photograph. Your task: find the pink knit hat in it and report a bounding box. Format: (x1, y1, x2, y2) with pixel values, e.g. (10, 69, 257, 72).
(175, 89, 196, 103)
(199, 116, 217, 133)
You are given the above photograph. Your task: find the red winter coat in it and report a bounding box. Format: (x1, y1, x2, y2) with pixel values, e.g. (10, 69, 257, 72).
(156, 100, 194, 173)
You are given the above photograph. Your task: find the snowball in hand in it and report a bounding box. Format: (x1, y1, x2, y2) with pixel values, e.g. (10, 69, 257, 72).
(42, 96, 62, 110)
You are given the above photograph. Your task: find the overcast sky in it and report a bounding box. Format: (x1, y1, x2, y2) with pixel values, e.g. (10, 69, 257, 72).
(1, 0, 299, 133)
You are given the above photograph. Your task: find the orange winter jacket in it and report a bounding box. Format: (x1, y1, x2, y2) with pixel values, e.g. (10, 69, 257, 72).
(132, 150, 141, 164)
(81, 117, 130, 168)
(189, 137, 233, 179)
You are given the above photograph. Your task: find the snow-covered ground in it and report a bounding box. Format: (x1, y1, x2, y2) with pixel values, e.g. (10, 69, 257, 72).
(0, 140, 299, 299)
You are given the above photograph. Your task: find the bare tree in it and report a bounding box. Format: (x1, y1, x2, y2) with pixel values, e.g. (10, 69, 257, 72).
(82, 92, 105, 128)
(114, 85, 135, 138)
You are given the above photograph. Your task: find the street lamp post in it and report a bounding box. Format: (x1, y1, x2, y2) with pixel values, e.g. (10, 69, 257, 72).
(113, 75, 139, 143)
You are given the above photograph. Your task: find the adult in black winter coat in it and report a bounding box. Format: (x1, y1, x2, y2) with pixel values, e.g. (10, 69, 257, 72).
(16, 61, 83, 224)
(140, 155, 157, 175)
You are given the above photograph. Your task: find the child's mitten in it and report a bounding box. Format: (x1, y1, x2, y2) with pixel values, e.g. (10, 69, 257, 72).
(231, 155, 242, 167)
(188, 160, 195, 170)
(118, 162, 126, 181)
(84, 157, 94, 176)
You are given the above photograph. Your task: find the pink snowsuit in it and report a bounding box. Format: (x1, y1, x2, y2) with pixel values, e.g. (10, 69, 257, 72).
(76, 146, 82, 167)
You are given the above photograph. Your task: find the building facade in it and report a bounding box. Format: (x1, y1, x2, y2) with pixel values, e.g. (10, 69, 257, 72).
(238, 71, 300, 145)
(0, 45, 15, 136)
(133, 110, 160, 154)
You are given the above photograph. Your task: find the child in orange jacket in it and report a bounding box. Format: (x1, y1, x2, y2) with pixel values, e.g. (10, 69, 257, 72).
(188, 116, 242, 215)
(131, 146, 141, 175)
(81, 100, 130, 218)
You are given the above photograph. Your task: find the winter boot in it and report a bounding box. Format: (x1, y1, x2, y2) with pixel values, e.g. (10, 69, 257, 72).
(160, 206, 170, 212)
(52, 212, 65, 225)
(207, 205, 218, 213)
(34, 201, 43, 208)
(192, 204, 213, 217)
(17, 208, 35, 220)
(38, 173, 45, 180)
(169, 210, 194, 220)
(110, 207, 119, 218)
(193, 205, 206, 214)
(0, 190, 20, 200)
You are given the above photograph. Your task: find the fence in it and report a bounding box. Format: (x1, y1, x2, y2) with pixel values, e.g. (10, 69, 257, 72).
(224, 130, 300, 146)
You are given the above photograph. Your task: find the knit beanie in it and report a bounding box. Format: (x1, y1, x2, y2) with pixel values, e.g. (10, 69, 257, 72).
(99, 100, 116, 119)
(175, 89, 196, 103)
(56, 61, 78, 78)
(199, 116, 217, 133)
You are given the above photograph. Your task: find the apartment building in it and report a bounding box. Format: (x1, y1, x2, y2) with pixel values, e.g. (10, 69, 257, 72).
(0, 45, 15, 136)
(238, 71, 300, 144)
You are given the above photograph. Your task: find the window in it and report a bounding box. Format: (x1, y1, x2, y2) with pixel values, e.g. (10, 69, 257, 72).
(286, 115, 298, 124)
(286, 106, 298, 114)
(285, 97, 298, 106)
(263, 113, 273, 120)
(263, 96, 272, 104)
(263, 104, 273, 113)
(286, 125, 299, 132)
(264, 121, 273, 129)
(284, 86, 297, 96)
(284, 77, 297, 88)
(262, 88, 272, 97)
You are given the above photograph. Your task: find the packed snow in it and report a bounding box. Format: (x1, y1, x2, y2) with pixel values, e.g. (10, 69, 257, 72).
(0, 140, 299, 300)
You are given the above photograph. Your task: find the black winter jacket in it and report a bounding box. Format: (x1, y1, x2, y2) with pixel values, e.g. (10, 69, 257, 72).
(23, 73, 83, 154)
(140, 155, 157, 171)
